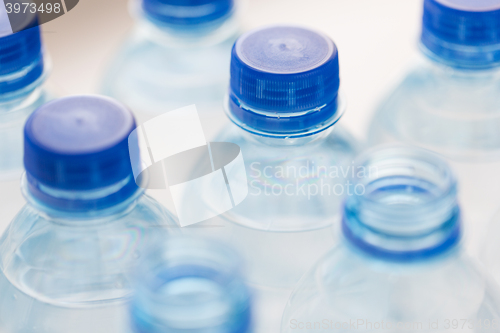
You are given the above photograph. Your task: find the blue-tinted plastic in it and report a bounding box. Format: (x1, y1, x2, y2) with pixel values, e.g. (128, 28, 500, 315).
(228, 26, 341, 136)
(0, 185, 177, 333)
(101, 0, 237, 126)
(142, 0, 234, 26)
(131, 237, 252, 333)
(342, 146, 461, 261)
(343, 204, 461, 262)
(23, 95, 140, 210)
(421, 0, 500, 68)
(0, 26, 44, 94)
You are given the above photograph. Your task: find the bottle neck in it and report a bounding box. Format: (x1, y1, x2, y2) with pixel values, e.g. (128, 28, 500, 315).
(420, 44, 500, 82)
(0, 70, 47, 103)
(0, 85, 46, 115)
(342, 146, 461, 262)
(237, 124, 334, 147)
(225, 91, 346, 143)
(134, 10, 239, 48)
(22, 173, 143, 218)
(131, 237, 251, 333)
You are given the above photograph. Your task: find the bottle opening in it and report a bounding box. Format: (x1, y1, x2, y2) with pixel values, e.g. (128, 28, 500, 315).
(343, 146, 461, 261)
(131, 238, 252, 333)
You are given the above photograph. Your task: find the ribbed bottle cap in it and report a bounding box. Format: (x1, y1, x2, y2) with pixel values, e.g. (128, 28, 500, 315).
(24, 96, 139, 210)
(0, 4, 44, 94)
(141, 0, 234, 26)
(228, 26, 341, 137)
(421, 0, 500, 68)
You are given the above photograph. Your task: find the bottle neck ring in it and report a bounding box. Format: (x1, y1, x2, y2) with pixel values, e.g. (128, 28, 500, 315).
(342, 146, 461, 261)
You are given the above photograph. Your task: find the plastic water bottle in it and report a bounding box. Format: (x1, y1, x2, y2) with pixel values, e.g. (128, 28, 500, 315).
(481, 212, 500, 289)
(200, 25, 358, 332)
(0, 8, 50, 231)
(0, 95, 177, 333)
(130, 237, 252, 333)
(100, 0, 238, 137)
(282, 146, 500, 333)
(367, 0, 500, 254)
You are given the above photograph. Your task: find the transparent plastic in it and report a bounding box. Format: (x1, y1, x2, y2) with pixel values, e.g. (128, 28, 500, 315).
(100, 14, 238, 138)
(196, 95, 358, 332)
(0, 81, 50, 233)
(480, 210, 500, 288)
(282, 146, 500, 333)
(368, 55, 500, 254)
(282, 247, 500, 333)
(130, 237, 252, 333)
(0, 179, 177, 333)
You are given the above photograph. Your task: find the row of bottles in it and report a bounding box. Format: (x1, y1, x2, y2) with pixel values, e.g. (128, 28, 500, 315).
(1, 0, 500, 332)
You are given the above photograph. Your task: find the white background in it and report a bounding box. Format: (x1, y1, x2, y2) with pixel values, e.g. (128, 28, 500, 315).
(41, 0, 423, 140)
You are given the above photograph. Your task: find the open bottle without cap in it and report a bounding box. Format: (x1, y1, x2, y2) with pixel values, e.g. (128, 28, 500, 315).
(367, 0, 500, 255)
(130, 237, 252, 333)
(100, 0, 239, 139)
(281, 146, 500, 333)
(185, 25, 359, 333)
(0, 95, 177, 333)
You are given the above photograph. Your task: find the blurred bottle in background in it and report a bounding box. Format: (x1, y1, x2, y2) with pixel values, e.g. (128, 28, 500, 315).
(0, 95, 177, 333)
(100, 0, 239, 139)
(192, 25, 358, 332)
(130, 237, 252, 333)
(282, 146, 500, 333)
(0, 7, 50, 232)
(481, 210, 500, 290)
(368, 0, 500, 254)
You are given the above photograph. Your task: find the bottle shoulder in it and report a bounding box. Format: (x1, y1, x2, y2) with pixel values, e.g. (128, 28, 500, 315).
(368, 63, 500, 160)
(0, 194, 176, 304)
(104, 25, 235, 77)
(378, 60, 500, 109)
(283, 244, 500, 331)
(217, 122, 360, 160)
(0, 194, 176, 270)
(210, 123, 359, 232)
(101, 32, 234, 114)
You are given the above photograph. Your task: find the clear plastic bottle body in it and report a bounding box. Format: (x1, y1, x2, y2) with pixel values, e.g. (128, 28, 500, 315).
(200, 97, 358, 332)
(368, 56, 500, 254)
(0, 183, 177, 333)
(214, 119, 357, 285)
(281, 146, 500, 333)
(0, 83, 50, 233)
(282, 244, 500, 333)
(101, 17, 238, 137)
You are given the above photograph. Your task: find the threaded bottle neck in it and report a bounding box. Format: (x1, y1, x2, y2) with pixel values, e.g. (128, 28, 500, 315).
(343, 146, 461, 261)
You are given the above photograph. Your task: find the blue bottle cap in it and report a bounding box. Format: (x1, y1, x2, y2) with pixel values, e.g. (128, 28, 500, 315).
(141, 0, 234, 27)
(421, 0, 500, 68)
(24, 95, 139, 211)
(0, 7, 44, 94)
(227, 26, 341, 137)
